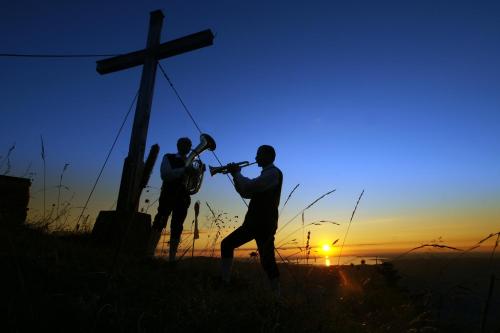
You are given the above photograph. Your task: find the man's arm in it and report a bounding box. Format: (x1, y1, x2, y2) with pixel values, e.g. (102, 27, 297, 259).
(232, 168, 279, 197)
(233, 177, 252, 199)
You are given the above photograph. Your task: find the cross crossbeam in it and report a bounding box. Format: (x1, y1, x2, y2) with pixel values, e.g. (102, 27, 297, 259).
(97, 29, 214, 74)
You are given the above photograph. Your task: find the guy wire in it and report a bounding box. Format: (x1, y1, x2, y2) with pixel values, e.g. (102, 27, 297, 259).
(74, 91, 139, 229)
(0, 53, 118, 58)
(157, 62, 248, 208)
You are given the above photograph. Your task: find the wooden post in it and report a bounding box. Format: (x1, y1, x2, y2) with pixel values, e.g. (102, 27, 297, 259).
(116, 10, 163, 213)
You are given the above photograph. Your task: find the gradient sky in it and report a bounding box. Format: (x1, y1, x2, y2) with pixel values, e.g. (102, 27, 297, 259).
(1, 0, 499, 257)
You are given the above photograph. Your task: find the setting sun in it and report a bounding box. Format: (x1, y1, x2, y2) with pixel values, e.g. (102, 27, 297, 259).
(322, 244, 331, 252)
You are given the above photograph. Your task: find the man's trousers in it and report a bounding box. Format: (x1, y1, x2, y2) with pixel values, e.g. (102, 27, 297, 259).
(152, 188, 190, 240)
(220, 223, 279, 280)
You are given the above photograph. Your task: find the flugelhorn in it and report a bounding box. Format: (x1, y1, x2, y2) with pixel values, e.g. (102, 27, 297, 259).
(209, 161, 256, 176)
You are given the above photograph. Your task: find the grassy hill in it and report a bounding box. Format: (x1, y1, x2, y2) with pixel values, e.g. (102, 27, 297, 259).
(0, 222, 463, 332)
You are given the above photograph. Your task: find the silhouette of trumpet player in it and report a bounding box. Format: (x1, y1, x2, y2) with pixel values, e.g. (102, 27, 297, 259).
(218, 145, 283, 296)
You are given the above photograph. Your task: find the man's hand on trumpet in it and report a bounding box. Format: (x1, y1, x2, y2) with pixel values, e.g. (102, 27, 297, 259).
(226, 162, 241, 175)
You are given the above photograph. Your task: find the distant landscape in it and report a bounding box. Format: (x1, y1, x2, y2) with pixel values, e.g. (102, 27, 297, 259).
(1, 219, 498, 332)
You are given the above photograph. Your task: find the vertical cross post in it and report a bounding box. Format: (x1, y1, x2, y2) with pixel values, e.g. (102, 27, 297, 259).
(116, 10, 164, 213)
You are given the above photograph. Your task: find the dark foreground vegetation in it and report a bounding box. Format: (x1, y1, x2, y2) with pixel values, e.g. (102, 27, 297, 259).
(2, 222, 496, 333)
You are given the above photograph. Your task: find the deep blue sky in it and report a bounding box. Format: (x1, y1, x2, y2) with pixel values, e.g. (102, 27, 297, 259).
(1, 0, 499, 250)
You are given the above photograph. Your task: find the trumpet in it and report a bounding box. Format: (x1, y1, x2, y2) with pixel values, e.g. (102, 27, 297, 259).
(209, 161, 256, 176)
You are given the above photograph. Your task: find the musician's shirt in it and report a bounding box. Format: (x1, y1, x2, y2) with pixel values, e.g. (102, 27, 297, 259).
(232, 164, 281, 199)
(160, 153, 187, 182)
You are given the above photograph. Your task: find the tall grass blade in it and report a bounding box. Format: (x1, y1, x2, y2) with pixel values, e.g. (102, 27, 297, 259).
(488, 233, 499, 266)
(276, 188, 336, 235)
(481, 233, 500, 332)
(40, 136, 46, 220)
(0, 143, 15, 171)
(276, 221, 339, 248)
(56, 163, 69, 218)
(337, 190, 364, 265)
(302, 212, 305, 248)
(462, 231, 500, 253)
(279, 183, 299, 216)
(480, 274, 496, 333)
(392, 244, 463, 261)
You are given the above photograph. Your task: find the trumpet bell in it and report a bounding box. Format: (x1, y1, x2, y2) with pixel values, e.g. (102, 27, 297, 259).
(209, 165, 223, 176)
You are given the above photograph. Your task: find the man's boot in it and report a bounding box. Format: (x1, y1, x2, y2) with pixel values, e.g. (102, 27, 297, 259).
(169, 237, 180, 262)
(146, 228, 162, 257)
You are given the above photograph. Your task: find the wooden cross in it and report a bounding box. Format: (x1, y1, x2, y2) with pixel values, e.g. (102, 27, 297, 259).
(97, 10, 213, 213)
